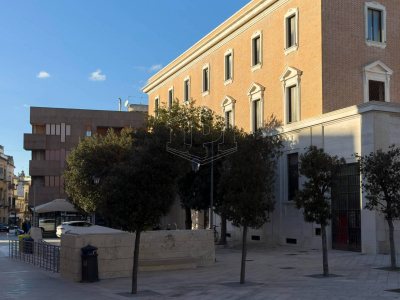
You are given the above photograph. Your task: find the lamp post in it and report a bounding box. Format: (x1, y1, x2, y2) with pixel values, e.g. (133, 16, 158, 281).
(33, 182, 44, 227)
(93, 174, 100, 185)
(210, 143, 214, 230)
(92, 174, 100, 225)
(191, 141, 215, 231)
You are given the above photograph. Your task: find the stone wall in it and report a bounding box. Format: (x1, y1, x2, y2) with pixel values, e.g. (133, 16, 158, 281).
(60, 228, 214, 282)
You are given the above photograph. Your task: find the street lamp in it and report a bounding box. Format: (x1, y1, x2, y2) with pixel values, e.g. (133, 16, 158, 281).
(93, 174, 100, 185)
(33, 182, 44, 227)
(191, 143, 215, 231)
(92, 174, 100, 225)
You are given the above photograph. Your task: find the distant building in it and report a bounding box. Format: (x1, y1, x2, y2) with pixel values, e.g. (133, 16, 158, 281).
(128, 104, 148, 113)
(0, 145, 15, 224)
(23, 107, 146, 227)
(14, 171, 31, 226)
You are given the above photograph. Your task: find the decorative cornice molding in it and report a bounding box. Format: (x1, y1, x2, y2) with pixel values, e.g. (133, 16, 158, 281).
(142, 0, 286, 94)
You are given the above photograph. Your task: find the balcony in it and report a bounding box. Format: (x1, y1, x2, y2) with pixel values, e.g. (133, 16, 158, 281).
(24, 133, 46, 150)
(29, 160, 61, 176)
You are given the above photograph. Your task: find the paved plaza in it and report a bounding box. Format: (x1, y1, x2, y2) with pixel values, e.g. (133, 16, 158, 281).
(1, 232, 400, 299)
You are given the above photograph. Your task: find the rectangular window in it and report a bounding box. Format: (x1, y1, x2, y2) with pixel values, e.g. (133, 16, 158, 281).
(287, 15, 296, 48)
(168, 89, 173, 108)
(225, 110, 232, 128)
(184, 79, 189, 102)
(202, 67, 209, 93)
(86, 125, 92, 137)
(225, 54, 232, 80)
(369, 80, 385, 101)
(288, 153, 299, 201)
(253, 100, 260, 131)
(66, 125, 71, 136)
(154, 97, 159, 118)
(368, 9, 382, 42)
(288, 86, 298, 123)
(50, 124, 55, 135)
(252, 36, 260, 66)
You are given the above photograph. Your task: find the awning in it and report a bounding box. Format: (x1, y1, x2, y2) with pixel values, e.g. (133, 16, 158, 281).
(34, 199, 77, 213)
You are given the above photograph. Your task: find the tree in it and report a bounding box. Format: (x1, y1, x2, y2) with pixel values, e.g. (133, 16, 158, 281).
(356, 145, 400, 269)
(148, 99, 225, 229)
(294, 146, 345, 277)
(64, 129, 181, 294)
(218, 125, 282, 284)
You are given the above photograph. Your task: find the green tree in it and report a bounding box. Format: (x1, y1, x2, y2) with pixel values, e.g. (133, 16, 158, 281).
(218, 126, 282, 284)
(356, 145, 400, 269)
(64, 129, 180, 294)
(148, 99, 225, 229)
(294, 146, 345, 277)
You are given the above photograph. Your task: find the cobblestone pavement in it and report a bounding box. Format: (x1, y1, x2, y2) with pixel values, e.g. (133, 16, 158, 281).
(1, 232, 400, 299)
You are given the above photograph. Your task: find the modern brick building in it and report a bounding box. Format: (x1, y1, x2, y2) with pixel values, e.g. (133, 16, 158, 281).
(23, 107, 146, 227)
(143, 0, 400, 254)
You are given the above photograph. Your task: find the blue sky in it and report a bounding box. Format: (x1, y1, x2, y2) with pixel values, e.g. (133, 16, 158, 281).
(0, 0, 249, 175)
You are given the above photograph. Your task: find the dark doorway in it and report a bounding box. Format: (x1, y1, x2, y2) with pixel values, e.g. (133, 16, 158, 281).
(331, 164, 361, 252)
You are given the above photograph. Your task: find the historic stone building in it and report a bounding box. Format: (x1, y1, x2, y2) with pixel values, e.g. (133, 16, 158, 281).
(0, 145, 15, 224)
(143, 0, 400, 254)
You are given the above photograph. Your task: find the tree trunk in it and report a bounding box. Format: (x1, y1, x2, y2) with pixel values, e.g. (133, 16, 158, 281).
(321, 225, 329, 277)
(387, 217, 397, 269)
(219, 215, 227, 245)
(240, 223, 248, 284)
(185, 207, 192, 230)
(131, 230, 141, 294)
(204, 209, 209, 229)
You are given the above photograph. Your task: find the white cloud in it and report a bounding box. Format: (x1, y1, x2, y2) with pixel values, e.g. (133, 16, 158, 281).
(89, 69, 106, 81)
(23, 104, 30, 108)
(134, 64, 163, 73)
(37, 71, 50, 79)
(149, 64, 162, 72)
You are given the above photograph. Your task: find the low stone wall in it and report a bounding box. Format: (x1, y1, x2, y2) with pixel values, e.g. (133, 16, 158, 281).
(60, 228, 214, 282)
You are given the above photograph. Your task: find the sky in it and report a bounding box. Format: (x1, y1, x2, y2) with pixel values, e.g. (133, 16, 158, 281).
(0, 0, 250, 176)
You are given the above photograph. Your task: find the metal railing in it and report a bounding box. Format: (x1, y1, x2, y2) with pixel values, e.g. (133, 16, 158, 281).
(9, 240, 60, 273)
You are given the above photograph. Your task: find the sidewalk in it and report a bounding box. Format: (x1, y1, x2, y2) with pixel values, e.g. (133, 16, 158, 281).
(1, 241, 400, 299)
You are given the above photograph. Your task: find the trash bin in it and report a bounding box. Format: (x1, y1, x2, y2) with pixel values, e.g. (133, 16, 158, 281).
(23, 238, 34, 254)
(18, 235, 31, 252)
(81, 244, 99, 282)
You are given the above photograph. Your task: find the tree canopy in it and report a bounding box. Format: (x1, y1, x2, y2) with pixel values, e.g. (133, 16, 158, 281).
(217, 121, 282, 284)
(295, 146, 345, 277)
(356, 145, 400, 269)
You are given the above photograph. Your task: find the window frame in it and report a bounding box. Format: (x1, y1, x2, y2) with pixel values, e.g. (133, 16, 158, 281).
(364, 2, 386, 49)
(250, 31, 262, 72)
(183, 76, 191, 104)
(284, 8, 299, 55)
(247, 83, 265, 133)
(221, 96, 236, 128)
(362, 60, 392, 103)
(280, 67, 302, 125)
(287, 152, 299, 201)
(168, 86, 174, 109)
(224, 49, 234, 85)
(202, 63, 210, 96)
(154, 95, 160, 118)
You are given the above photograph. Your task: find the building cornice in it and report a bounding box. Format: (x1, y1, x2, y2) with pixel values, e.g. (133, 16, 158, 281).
(142, 0, 281, 94)
(279, 101, 400, 134)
